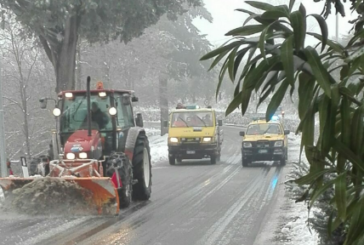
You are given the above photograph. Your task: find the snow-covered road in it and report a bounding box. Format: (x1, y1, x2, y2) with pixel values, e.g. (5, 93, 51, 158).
(0, 124, 319, 245)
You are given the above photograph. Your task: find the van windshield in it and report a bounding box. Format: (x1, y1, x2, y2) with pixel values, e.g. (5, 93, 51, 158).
(171, 111, 213, 127)
(246, 123, 282, 135)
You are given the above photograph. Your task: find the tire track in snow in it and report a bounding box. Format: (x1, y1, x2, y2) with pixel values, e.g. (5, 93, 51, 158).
(197, 166, 281, 245)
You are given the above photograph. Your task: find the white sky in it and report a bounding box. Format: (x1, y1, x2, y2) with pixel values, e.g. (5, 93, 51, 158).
(194, 0, 358, 47)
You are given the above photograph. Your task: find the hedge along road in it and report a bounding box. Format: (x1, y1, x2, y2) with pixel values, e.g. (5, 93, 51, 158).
(0, 125, 290, 245)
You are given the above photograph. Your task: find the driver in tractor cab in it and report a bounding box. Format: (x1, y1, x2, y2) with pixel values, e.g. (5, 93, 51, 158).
(91, 101, 109, 129)
(7, 158, 13, 176)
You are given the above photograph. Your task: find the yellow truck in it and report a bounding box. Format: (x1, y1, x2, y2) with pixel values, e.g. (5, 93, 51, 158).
(164, 105, 223, 165)
(239, 115, 289, 167)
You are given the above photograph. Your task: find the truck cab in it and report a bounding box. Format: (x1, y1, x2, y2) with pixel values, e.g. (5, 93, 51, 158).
(239, 115, 290, 167)
(164, 105, 223, 165)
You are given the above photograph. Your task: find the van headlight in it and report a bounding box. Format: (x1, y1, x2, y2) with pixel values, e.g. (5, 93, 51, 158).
(170, 137, 178, 143)
(274, 141, 283, 147)
(243, 142, 252, 148)
(79, 152, 88, 159)
(203, 137, 212, 142)
(66, 153, 75, 160)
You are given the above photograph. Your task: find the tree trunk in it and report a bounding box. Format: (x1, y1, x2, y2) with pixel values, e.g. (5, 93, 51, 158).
(159, 73, 169, 136)
(39, 15, 81, 92)
(55, 16, 80, 92)
(75, 40, 82, 90)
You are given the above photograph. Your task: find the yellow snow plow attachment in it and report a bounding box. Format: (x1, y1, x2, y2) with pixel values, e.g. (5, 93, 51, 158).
(0, 177, 120, 215)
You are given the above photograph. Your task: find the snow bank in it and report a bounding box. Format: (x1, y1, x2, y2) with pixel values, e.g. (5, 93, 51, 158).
(274, 133, 318, 245)
(149, 134, 168, 165)
(277, 201, 319, 245)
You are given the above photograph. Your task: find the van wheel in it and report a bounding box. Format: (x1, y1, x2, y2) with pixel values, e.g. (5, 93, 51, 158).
(210, 155, 217, 165)
(169, 156, 176, 165)
(242, 157, 249, 167)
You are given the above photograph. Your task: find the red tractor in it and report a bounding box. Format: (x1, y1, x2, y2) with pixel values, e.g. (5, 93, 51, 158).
(0, 77, 152, 215)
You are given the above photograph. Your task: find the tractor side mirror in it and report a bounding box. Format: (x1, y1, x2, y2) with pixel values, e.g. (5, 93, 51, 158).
(163, 120, 168, 128)
(136, 112, 144, 127)
(284, 129, 290, 135)
(122, 94, 131, 105)
(239, 131, 245, 137)
(132, 96, 138, 102)
(218, 119, 223, 127)
(39, 98, 47, 109)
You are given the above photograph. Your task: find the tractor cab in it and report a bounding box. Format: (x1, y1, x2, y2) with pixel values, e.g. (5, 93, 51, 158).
(42, 81, 142, 160)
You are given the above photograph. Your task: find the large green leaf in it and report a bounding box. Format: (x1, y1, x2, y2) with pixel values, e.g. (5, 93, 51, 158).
(240, 89, 254, 116)
(290, 9, 306, 50)
(307, 32, 344, 53)
(321, 85, 340, 155)
(303, 47, 332, 98)
(225, 25, 266, 36)
(208, 49, 230, 71)
(335, 172, 347, 221)
(227, 47, 239, 81)
(345, 46, 364, 63)
(266, 79, 289, 121)
(333, 139, 364, 172)
(200, 40, 243, 61)
(225, 90, 243, 116)
(233, 47, 251, 80)
(318, 95, 330, 150)
(261, 6, 290, 19)
(281, 36, 294, 85)
(215, 57, 230, 100)
(309, 172, 346, 209)
(259, 21, 277, 61)
(344, 200, 364, 245)
(295, 168, 334, 185)
(298, 72, 315, 120)
(308, 14, 328, 52)
(243, 56, 280, 90)
(350, 106, 364, 155)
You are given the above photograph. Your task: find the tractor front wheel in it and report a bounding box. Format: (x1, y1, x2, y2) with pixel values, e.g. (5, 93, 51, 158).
(105, 153, 132, 208)
(132, 135, 152, 201)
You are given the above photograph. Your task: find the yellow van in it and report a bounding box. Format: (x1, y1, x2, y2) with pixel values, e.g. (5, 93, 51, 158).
(239, 115, 289, 167)
(164, 105, 223, 165)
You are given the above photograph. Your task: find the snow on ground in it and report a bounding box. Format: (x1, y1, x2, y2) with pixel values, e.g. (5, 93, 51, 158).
(149, 134, 168, 165)
(145, 126, 168, 165)
(274, 133, 319, 245)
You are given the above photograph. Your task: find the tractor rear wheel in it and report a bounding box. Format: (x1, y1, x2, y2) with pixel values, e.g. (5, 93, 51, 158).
(105, 153, 132, 208)
(132, 135, 152, 201)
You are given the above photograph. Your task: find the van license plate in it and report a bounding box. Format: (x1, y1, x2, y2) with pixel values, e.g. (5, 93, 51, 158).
(259, 149, 268, 154)
(187, 150, 195, 154)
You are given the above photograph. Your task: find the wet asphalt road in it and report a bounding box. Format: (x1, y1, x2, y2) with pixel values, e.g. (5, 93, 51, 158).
(0, 126, 286, 245)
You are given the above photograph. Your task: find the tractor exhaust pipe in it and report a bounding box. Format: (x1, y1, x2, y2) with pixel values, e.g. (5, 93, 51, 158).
(86, 76, 91, 137)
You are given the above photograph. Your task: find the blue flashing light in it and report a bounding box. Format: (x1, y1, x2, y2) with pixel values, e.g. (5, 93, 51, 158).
(185, 105, 199, 109)
(271, 115, 279, 121)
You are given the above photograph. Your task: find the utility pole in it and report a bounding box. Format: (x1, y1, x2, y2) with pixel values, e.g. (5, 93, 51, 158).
(0, 59, 7, 177)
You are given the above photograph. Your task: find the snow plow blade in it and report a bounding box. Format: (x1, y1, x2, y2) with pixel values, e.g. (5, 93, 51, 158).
(0, 177, 120, 215)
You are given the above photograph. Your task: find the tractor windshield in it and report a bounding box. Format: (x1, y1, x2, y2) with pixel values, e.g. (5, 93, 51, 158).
(60, 94, 112, 133)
